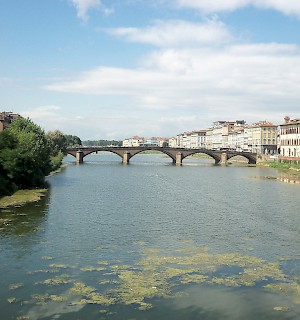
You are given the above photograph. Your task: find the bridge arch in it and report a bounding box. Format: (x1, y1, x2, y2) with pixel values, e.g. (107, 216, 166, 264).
(79, 149, 124, 160)
(227, 153, 257, 165)
(125, 148, 176, 163)
(66, 148, 124, 163)
(180, 150, 222, 164)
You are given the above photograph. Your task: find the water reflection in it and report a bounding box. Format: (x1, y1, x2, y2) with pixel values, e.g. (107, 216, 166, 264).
(0, 188, 50, 238)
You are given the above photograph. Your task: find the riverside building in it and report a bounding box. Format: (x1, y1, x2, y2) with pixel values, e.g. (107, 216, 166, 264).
(0, 111, 20, 132)
(279, 116, 300, 157)
(247, 121, 278, 154)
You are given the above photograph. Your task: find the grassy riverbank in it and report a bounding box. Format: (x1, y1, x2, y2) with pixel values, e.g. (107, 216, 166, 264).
(258, 161, 300, 172)
(0, 189, 47, 209)
(0, 163, 68, 209)
(256, 160, 300, 184)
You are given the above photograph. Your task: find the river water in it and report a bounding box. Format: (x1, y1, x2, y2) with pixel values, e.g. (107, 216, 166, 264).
(1, 153, 300, 320)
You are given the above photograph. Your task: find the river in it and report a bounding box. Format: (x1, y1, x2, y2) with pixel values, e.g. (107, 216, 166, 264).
(1, 153, 300, 320)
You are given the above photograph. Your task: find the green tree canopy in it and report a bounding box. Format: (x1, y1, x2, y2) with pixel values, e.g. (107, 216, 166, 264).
(46, 130, 67, 156)
(65, 134, 82, 147)
(0, 118, 51, 194)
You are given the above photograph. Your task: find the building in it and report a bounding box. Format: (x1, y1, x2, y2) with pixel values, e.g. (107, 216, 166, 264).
(122, 136, 145, 147)
(176, 130, 207, 149)
(228, 127, 249, 151)
(210, 120, 246, 150)
(190, 130, 207, 148)
(247, 121, 278, 154)
(168, 137, 177, 148)
(0, 111, 20, 132)
(279, 116, 300, 157)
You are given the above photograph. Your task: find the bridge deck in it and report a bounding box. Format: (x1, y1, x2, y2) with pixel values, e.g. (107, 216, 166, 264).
(66, 146, 257, 165)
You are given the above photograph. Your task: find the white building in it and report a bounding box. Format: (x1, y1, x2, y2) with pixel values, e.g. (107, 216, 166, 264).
(279, 116, 300, 157)
(211, 120, 246, 150)
(176, 130, 207, 149)
(122, 136, 144, 147)
(228, 127, 249, 151)
(168, 137, 177, 148)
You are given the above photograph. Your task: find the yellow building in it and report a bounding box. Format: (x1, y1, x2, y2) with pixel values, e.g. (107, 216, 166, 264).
(247, 121, 278, 154)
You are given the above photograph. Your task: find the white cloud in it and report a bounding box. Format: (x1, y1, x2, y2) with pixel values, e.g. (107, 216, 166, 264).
(21, 105, 84, 133)
(44, 16, 300, 138)
(106, 18, 232, 47)
(45, 39, 300, 128)
(22, 105, 61, 119)
(174, 0, 300, 17)
(70, 0, 113, 21)
(70, 0, 100, 21)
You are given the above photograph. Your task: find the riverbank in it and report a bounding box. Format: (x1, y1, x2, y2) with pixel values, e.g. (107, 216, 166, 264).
(257, 159, 300, 184)
(0, 163, 68, 209)
(0, 189, 47, 209)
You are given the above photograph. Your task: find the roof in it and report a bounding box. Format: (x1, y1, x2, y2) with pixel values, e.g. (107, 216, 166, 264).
(280, 118, 300, 126)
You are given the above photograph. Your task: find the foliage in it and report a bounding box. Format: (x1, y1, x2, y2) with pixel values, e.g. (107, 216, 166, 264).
(65, 134, 82, 147)
(50, 151, 65, 172)
(46, 131, 82, 153)
(259, 161, 300, 170)
(46, 130, 67, 156)
(0, 130, 18, 195)
(0, 117, 83, 197)
(5, 118, 52, 189)
(0, 118, 51, 196)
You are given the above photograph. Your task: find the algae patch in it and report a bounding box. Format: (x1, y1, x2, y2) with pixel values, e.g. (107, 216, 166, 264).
(18, 246, 300, 312)
(9, 283, 24, 290)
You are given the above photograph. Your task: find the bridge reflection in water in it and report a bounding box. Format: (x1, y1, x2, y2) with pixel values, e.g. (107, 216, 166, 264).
(66, 147, 257, 165)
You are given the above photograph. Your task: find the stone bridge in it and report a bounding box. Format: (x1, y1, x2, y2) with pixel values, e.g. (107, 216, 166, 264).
(66, 146, 257, 165)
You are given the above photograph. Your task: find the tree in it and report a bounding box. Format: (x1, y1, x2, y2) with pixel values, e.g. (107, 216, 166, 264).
(0, 130, 17, 195)
(65, 134, 82, 147)
(4, 117, 51, 189)
(46, 130, 67, 156)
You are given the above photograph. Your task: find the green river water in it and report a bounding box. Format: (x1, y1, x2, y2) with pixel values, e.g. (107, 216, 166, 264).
(1, 153, 300, 320)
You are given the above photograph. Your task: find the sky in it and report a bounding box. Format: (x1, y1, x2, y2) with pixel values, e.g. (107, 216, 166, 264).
(1, 0, 300, 140)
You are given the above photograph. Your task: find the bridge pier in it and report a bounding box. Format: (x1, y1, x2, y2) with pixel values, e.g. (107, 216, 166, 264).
(122, 152, 130, 164)
(76, 151, 84, 164)
(176, 152, 183, 165)
(220, 152, 227, 165)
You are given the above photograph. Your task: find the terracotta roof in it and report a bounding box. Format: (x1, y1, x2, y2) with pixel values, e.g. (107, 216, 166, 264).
(281, 118, 300, 126)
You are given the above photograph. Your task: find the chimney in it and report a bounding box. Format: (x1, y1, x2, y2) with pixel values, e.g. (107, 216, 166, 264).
(284, 116, 290, 124)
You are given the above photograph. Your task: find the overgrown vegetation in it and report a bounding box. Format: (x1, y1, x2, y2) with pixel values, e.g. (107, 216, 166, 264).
(259, 160, 300, 171)
(0, 118, 81, 197)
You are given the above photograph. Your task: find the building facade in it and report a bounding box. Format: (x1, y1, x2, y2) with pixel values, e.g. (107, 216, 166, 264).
(247, 121, 278, 154)
(279, 116, 300, 157)
(122, 136, 145, 147)
(0, 112, 20, 132)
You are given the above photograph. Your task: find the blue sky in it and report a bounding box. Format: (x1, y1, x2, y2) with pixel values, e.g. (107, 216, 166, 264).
(1, 0, 300, 140)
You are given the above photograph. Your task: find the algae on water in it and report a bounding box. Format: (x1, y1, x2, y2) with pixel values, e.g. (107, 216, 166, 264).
(20, 245, 300, 312)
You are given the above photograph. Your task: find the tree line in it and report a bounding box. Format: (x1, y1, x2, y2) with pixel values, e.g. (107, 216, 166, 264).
(0, 117, 81, 197)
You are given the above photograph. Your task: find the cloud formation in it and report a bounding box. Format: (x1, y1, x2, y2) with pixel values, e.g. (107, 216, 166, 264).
(70, 0, 112, 21)
(43, 16, 300, 137)
(45, 40, 300, 127)
(106, 19, 232, 47)
(174, 0, 300, 17)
